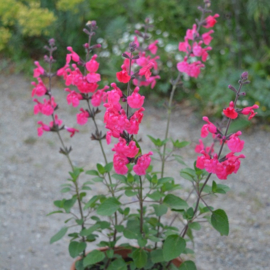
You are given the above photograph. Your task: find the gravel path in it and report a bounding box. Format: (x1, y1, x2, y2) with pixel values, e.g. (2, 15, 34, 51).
(0, 75, 269, 270)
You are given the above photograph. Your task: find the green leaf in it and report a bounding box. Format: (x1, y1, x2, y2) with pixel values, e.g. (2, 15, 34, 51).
(104, 162, 113, 173)
(125, 189, 138, 197)
(163, 235, 186, 261)
(85, 170, 99, 176)
(46, 210, 63, 216)
(80, 224, 100, 236)
(92, 177, 104, 182)
(63, 197, 76, 213)
(172, 140, 190, 148)
(69, 241, 86, 258)
(112, 174, 127, 183)
(212, 181, 217, 192)
(83, 195, 99, 210)
(83, 250, 105, 267)
(61, 187, 71, 193)
(96, 197, 121, 216)
(163, 194, 188, 210)
(132, 248, 147, 268)
(152, 204, 168, 216)
(147, 191, 163, 201)
(97, 163, 105, 174)
(123, 220, 140, 239)
(189, 222, 201, 231)
(211, 209, 229, 236)
(151, 249, 164, 263)
(199, 183, 212, 193)
(179, 260, 197, 270)
(115, 225, 124, 232)
(75, 259, 84, 270)
(137, 237, 147, 247)
(180, 168, 196, 181)
(107, 258, 127, 270)
(158, 177, 174, 185)
(50, 227, 68, 244)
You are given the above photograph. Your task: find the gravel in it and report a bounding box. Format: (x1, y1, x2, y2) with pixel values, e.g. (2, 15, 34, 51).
(0, 74, 269, 270)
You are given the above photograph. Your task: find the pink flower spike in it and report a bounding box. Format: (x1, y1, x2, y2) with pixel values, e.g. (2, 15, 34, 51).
(203, 14, 220, 28)
(127, 87, 145, 108)
(148, 40, 158, 54)
(178, 37, 191, 53)
(33, 61, 45, 78)
(195, 139, 204, 153)
(223, 101, 238, 119)
(65, 126, 79, 137)
(50, 114, 63, 127)
(241, 104, 259, 120)
(67, 46, 80, 62)
(139, 62, 154, 79)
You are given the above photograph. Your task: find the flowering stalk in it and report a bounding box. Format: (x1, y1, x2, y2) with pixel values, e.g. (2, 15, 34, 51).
(32, 39, 87, 258)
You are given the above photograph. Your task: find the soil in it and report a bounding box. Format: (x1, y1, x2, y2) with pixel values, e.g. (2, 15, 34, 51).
(0, 74, 270, 270)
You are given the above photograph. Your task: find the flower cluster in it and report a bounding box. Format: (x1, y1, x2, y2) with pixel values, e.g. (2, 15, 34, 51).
(177, 14, 219, 78)
(196, 95, 259, 180)
(31, 47, 79, 138)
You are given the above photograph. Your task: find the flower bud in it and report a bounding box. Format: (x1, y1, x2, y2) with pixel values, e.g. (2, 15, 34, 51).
(241, 71, 248, 79)
(239, 92, 246, 96)
(135, 30, 143, 37)
(129, 42, 137, 52)
(228, 85, 237, 92)
(49, 38, 55, 46)
(83, 43, 89, 49)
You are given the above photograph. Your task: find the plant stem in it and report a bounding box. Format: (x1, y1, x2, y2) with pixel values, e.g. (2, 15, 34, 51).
(139, 176, 144, 234)
(161, 73, 181, 178)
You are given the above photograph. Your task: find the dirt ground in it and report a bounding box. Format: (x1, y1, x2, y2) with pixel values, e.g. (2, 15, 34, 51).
(0, 74, 270, 270)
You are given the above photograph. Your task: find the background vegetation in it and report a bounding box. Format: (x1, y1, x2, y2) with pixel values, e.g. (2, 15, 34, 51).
(1, 0, 269, 121)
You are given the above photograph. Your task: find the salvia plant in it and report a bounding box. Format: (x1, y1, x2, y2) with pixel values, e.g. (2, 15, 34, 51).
(31, 0, 259, 269)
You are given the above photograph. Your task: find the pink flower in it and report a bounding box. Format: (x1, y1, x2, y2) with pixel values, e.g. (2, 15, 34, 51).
(65, 126, 79, 137)
(116, 65, 131, 83)
(67, 46, 80, 62)
(223, 101, 238, 119)
(77, 81, 98, 93)
(31, 78, 47, 97)
(203, 14, 219, 28)
(201, 116, 217, 138)
(65, 88, 83, 107)
(106, 131, 112, 144)
(112, 138, 139, 158)
(127, 87, 145, 108)
(133, 75, 160, 89)
(133, 152, 153, 175)
(85, 54, 99, 73)
(33, 97, 57, 116)
(192, 42, 203, 57)
(201, 47, 212, 62)
(178, 37, 191, 53)
(202, 30, 214, 45)
(86, 73, 101, 83)
(148, 40, 158, 54)
(91, 86, 109, 107)
(177, 57, 204, 78)
(50, 114, 62, 127)
(139, 62, 154, 79)
(186, 24, 198, 40)
(113, 153, 129, 175)
(33, 61, 45, 78)
(227, 131, 245, 153)
(195, 139, 214, 154)
(37, 121, 51, 136)
(241, 104, 259, 120)
(77, 108, 89, 125)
